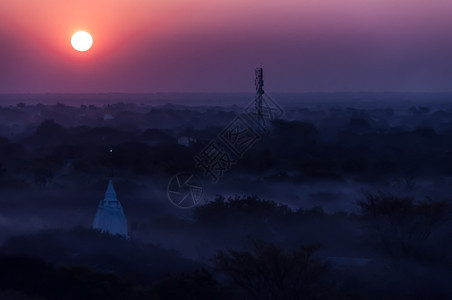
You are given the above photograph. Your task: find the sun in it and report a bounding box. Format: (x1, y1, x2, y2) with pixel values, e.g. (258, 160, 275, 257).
(71, 31, 93, 52)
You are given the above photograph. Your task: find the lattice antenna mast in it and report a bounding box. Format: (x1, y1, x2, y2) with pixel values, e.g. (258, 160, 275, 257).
(255, 68, 264, 125)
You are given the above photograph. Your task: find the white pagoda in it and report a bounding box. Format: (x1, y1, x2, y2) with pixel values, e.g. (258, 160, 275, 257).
(93, 179, 128, 238)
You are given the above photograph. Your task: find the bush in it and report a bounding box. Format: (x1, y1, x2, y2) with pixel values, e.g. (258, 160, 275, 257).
(212, 239, 329, 299)
(358, 192, 451, 257)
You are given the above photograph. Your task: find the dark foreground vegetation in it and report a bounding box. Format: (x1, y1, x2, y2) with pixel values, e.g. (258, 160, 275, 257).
(0, 193, 450, 299)
(3, 100, 452, 189)
(1, 99, 452, 298)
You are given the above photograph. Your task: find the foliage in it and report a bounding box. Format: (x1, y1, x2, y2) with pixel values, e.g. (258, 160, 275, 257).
(0, 227, 200, 285)
(193, 195, 292, 224)
(212, 239, 329, 300)
(0, 255, 132, 300)
(149, 269, 229, 300)
(357, 192, 451, 257)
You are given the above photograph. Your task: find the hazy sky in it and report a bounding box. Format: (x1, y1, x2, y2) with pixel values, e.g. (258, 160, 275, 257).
(1, 0, 452, 93)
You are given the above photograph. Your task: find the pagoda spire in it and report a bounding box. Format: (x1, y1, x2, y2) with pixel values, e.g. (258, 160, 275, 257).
(92, 149, 128, 238)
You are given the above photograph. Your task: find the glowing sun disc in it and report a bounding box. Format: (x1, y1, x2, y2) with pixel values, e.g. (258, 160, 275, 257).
(71, 31, 93, 52)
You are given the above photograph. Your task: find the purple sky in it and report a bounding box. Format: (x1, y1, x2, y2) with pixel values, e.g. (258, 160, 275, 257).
(1, 0, 452, 93)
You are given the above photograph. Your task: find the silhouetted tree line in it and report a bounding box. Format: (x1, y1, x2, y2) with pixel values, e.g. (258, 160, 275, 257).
(0, 255, 131, 300)
(212, 239, 329, 300)
(4, 114, 452, 186)
(0, 192, 451, 299)
(0, 102, 452, 297)
(0, 244, 329, 300)
(358, 192, 451, 258)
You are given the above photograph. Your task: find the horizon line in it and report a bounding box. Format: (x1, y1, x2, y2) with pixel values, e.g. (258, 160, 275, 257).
(2, 91, 452, 95)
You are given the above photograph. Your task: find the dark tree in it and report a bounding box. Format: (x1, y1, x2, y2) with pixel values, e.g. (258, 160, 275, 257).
(149, 269, 229, 300)
(358, 192, 451, 257)
(0, 162, 5, 181)
(33, 162, 54, 186)
(212, 239, 329, 300)
(0, 255, 132, 300)
(35, 120, 65, 139)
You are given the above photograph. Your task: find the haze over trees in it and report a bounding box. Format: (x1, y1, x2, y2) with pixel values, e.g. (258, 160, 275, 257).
(0, 95, 451, 298)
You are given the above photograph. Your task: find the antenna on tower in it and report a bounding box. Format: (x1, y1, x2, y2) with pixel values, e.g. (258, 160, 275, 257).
(255, 67, 265, 126)
(245, 67, 284, 131)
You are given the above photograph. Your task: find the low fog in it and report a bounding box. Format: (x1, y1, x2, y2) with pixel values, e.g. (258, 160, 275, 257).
(0, 93, 451, 299)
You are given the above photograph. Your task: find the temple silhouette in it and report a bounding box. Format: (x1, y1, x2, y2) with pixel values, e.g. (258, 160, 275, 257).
(92, 179, 128, 238)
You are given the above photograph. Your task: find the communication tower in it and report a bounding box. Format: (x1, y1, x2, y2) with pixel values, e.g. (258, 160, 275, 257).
(255, 68, 265, 126)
